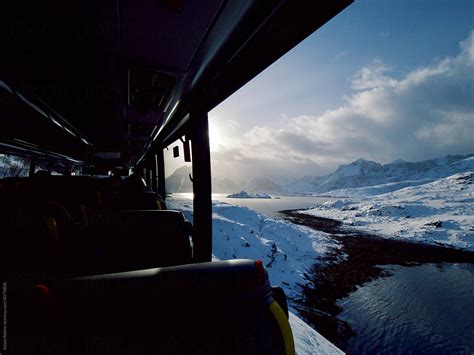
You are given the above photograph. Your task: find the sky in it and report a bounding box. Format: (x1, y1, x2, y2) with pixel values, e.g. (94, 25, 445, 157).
(207, 0, 474, 182)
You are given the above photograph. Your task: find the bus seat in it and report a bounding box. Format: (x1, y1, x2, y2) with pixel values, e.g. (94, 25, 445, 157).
(5, 198, 78, 275)
(1, 177, 192, 278)
(81, 210, 193, 274)
(118, 190, 161, 210)
(10, 260, 293, 354)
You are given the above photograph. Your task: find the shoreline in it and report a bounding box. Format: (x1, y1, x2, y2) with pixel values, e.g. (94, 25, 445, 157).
(280, 209, 474, 351)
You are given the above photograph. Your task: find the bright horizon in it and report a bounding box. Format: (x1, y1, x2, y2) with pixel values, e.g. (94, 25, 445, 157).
(206, 0, 474, 182)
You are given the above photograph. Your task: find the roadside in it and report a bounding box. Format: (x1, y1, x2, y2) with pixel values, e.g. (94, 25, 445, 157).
(281, 210, 474, 351)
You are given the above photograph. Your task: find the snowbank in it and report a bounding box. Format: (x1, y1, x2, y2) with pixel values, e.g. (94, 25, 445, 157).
(290, 312, 344, 355)
(324, 178, 436, 198)
(167, 198, 336, 300)
(303, 172, 474, 251)
(167, 197, 343, 354)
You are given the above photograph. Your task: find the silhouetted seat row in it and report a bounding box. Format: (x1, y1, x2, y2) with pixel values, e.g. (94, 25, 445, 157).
(69, 210, 193, 275)
(1, 176, 100, 228)
(2, 177, 294, 354)
(1, 176, 192, 277)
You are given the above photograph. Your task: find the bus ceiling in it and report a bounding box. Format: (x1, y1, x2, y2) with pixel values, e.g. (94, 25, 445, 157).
(1, 0, 352, 168)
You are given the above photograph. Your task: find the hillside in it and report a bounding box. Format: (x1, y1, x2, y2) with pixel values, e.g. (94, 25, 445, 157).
(245, 178, 282, 193)
(166, 154, 474, 195)
(165, 166, 193, 193)
(165, 165, 240, 193)
(302, 172, 474, 251)
(166, 196, 344, 354)
(284, 154, 474, 195)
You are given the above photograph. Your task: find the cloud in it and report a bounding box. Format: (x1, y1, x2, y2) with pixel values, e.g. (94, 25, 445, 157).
(210, 30, 474, 181)
(351, 58, 398, 90)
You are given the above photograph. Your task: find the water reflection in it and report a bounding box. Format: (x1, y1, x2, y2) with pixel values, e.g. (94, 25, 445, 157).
(338, 263, 474, 354)
(216, 193, 334, 217)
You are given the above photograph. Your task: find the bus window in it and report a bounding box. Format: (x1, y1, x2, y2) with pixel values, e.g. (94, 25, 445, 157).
(0, 154, 29, 178)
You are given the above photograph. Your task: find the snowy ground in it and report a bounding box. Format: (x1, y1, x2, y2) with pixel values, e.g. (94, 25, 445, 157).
(167, 198, 338, 300)
(167, 197, 344, 354)
(166, 171, 473, 353)
(303, 172, 474, 251)
(290, 311, 344, 355)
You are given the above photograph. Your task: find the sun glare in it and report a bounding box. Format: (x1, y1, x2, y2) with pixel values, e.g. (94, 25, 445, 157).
(208, 118, 222, 152)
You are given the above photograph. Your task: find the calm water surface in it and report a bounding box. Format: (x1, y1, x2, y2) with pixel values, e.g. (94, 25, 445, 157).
(338, 263, 474, 354)
(171, 193, 334, 217)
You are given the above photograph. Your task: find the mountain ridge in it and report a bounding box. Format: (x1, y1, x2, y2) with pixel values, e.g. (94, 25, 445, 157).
(284, 154, 474, 194)
(165, 153, 474, 195)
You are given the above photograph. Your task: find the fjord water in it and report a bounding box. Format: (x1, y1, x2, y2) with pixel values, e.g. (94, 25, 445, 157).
(171, 193, 334, 216)
(337, 263, 474, 354)
(211, 193, 334, 216)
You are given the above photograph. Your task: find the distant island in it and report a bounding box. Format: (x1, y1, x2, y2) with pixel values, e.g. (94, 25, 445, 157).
(226, 191, 272, 199)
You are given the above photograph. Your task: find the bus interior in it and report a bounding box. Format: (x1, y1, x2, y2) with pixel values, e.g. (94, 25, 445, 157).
(1, 1, 352, 353)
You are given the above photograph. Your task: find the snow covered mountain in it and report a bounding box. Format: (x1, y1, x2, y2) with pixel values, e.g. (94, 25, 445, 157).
(245, 178, 282, 193)
(285, 154, 474, 195)
(166, 154, 474, 195)
(303, 171, 474, 251)
(165, 165, 240, 193)
(213, 177, 240, 193)
(166, 166, 193, 192)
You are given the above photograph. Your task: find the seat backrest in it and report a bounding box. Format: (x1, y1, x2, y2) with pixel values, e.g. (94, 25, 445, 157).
(118, 190, 160, 210)
(10, 260, 293, 354)
(79, 210, 193, 274)
(27, 176, 100, 226)
(2, 177, 193, 277)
